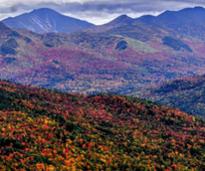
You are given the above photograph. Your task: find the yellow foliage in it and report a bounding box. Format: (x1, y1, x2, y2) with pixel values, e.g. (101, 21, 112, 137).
(46, 165, 56, 171)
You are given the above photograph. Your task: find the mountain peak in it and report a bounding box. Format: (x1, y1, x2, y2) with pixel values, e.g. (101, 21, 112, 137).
(136, 6, 205, 39)
(117, 14, 130, 19)
(160, 6, 205, 16)
(106, 14, 134, 26)
(114, 14, 133, 22)
(31, 8, 60, 15)
(33, 7, 56, 11)
(2, 8, 94, 34)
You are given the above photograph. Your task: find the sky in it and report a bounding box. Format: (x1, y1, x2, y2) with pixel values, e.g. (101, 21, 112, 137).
(0, 0, 204, 25)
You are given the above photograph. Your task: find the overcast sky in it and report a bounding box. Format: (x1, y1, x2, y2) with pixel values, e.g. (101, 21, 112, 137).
(0, 0, 204, 25)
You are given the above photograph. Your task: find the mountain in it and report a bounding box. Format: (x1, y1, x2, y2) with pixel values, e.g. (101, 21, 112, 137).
(2, 7, 205, 98)
(148, 75, 205, 118)
(0, 10, 200, 95)
(104, 15, 135, 27)
(2, 8, 94, 34)
(0, 80, 204, 170)
(138, 6, 205, 38)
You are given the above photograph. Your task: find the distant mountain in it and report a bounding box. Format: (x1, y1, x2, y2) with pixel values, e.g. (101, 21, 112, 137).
(149, 75, 205, 118)
(138, 6, 205, 38)
(2, 8, 94, 34)
(2, 7, 205, 100)
(105, 15, 135, 27)
(0, 80, 204, 170)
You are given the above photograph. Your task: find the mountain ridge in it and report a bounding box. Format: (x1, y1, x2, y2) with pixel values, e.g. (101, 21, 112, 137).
(2, 8, 94, 34)
(149, 74, 205, 118)
(137, 6, 205, 38)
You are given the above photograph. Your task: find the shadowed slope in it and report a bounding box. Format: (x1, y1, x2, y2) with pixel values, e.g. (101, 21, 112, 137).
(149, 75, 205, 118)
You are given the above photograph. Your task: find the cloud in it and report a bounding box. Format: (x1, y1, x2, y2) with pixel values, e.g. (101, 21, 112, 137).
(0, 0, 204, 24)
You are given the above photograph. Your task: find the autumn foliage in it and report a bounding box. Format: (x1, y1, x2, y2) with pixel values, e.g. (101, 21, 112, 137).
(0, 81, 204, 170)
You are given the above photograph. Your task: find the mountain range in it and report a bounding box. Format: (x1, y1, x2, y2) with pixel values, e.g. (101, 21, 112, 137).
(138, 6, 205, 39)
(0, 6, 205, 170)
(1, 7, 205, 118)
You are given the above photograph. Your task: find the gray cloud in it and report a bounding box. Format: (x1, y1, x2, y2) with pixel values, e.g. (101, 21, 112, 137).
(0, 0, 204, 24)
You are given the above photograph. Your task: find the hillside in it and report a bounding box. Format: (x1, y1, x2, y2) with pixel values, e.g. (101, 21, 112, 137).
(0, 81, 204, 170)
(0, 22, 35, 56)
(2, 8, 94, 34)
(149, 75, 205, 118)
(2, 7, 205, 96)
